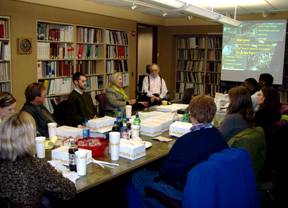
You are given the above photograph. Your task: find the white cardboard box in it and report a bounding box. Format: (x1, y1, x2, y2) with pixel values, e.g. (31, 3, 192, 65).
(51, 146, 92, 165)
(119, 139, 146, 160)
(87, 116, 115, 129)
(56, 126, 83, 138)
(140, 119, 164, 137)
(169, 121, 192, 138)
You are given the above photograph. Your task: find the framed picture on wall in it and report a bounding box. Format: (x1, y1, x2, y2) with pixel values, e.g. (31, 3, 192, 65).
(17, 38, 32, 54)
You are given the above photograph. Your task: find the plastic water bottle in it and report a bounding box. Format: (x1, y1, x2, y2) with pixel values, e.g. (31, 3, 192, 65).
(68, 138, 78, 171)
(121, 123, 129, 139)
(133, 112, 141, 126)
(112, 121, 120, 132)
(182, 110, 190, 123)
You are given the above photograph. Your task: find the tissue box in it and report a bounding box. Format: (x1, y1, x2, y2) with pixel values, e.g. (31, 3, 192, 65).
(87, 116, 115, 129)
(56, 126, 83, 138)
(169, 121, 192, 137)
(51, 146, 92, 165)
(119, 139, 146, 160)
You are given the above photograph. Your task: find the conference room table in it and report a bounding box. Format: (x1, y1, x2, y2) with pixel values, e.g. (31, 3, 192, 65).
(74, 133, 175, 193)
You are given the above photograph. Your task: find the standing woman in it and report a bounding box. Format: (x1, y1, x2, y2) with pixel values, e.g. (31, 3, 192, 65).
(0, 92, 16, 121)
(254, 86, 281, 131)
(0, 112, 76, 207)
(219, 86, 254, 142)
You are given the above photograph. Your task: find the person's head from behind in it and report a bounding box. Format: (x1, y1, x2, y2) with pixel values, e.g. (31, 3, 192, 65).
(0, 112, 36, 161)
(150, 63, 160, 78)
(0, 92, 16, 118)
(244, 78, 259, 95)
(227, 86, 253, 122)
(73, 72, 87, 92)
(189, 95, 216, 124)
(256, 86, 280, 112)
(110, 72, 123, 88)
(25, 83, 46, 106)
(259, 73, 273, 88)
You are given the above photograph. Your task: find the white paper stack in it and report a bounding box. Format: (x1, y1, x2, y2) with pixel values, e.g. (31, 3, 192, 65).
(169, 121, 192, 138)
(140, 119, 165, 137)
(51, 146, 92, 165)
(87, 116, 116, 129)
(119, 139, 146, 160)
(56, 126, 83, 138)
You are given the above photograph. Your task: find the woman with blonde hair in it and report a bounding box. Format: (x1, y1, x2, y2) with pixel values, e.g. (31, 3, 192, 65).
(0, 92, 16, 121)
(0, 112, 76, 207)
(105, 72, 146, 115)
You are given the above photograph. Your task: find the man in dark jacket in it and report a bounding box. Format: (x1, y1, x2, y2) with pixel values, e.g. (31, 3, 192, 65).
(66, 72, 97, 127)
(21, 82, 55, 137)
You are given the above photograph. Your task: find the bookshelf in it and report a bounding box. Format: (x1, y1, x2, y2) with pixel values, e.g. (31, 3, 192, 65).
(175, 35, 222, 99)
(0, 16, 11, 92)
(36, 21, 129, 112)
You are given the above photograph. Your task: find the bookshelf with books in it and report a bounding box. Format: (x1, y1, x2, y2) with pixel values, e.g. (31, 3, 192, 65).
(37, 21, 130, 112)
(105, 29, 129, 87)
(37, 21, 74, 112)
(0, 16, 11, 92)
(175, 35, 222, 99)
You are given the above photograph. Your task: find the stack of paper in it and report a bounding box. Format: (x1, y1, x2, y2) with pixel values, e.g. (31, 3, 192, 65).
(169, 121, 192, 138)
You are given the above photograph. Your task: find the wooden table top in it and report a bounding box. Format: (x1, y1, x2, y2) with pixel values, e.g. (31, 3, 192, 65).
(75, 134, 175, 193)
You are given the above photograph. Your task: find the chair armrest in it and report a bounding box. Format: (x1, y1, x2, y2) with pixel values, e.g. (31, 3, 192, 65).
(144, 187, 181, 208)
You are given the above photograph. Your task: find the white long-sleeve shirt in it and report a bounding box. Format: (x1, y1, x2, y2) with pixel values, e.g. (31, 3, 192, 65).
(142, 75, 168, 99)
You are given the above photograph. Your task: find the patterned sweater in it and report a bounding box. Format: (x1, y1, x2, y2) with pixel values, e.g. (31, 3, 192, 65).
(0, 156, 76, 208)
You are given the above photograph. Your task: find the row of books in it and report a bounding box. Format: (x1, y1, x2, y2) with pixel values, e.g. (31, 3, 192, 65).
(37, 23, 74, 42)
(206, 62, 221, 73)
(86, 75, 104, 91)
(0, 42, 10, 60)
(208, 37, 222, 49)
(205, 84, 220, 96)
(44, 96, 67, 114)
(105, 30, 128, 45)
(76, 27, 103, 43)
(37, 61, 73, 79)
(0, 62, 10, 81)
(0, 82, 10, 92)
(76, 44, 102, 59)
(106, 60, 128, 73)
(106, 45, 128, 59)
(177, 71, 204, 83)
(205, 73, 221, 85)
(37, 42, 74, 60)
(41, 78, 73, 96)
(75, 60, 99, 75)
(207, 50, 222, 60)
(177, 60, 205, 72)
(177, 49, 205, 60)
(0, 19, 9, 39)
(177, 37, 206, 49)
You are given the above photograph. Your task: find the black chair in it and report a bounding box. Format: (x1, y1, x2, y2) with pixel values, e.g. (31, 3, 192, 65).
(181, 88, 194, 104)
(95, 93, 106, 117)
(53, 100, 69, 126)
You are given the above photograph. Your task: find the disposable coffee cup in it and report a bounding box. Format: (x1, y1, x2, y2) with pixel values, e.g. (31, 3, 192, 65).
(35, 136, 46, 158)
(75, 150, 87, 176)
(131, 125, 140, 139)
(109, 132, 120, 161)
(125, 105, 132, 118)
(48, 122, 57, 139)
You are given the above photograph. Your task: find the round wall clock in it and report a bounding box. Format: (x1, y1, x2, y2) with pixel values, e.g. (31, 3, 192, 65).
(17, 38, 32, 54)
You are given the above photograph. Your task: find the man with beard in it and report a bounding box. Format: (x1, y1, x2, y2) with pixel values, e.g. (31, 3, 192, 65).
(66, 72, 97, 127)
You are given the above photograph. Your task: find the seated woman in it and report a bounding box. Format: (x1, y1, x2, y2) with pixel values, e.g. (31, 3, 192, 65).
(105, 72, 147, 115)
(0, 92, 16, 121)
(0, 112, 76, 207)
(254, 86, 281, 131)
(219, 86, 254, 142)
(128, 95, 228, 207)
